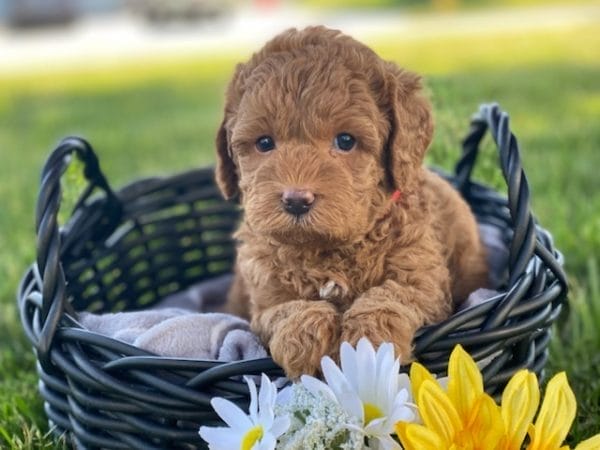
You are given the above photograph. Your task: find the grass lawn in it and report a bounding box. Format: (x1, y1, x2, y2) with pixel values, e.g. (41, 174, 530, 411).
(1, 15, 599, 449)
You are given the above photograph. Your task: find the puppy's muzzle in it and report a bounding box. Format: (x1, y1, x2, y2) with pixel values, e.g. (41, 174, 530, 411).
(281, 189, 315, 217)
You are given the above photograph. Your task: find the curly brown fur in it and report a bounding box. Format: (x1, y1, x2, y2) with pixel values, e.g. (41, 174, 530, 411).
(216, 26, 488, 378)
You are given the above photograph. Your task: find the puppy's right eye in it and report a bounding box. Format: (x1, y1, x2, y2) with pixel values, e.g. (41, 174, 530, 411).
(256, 136, 276, 152)
(334, 133, 356, 152)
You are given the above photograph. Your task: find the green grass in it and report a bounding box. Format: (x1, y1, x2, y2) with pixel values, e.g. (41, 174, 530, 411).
(1, 16, 599, 448)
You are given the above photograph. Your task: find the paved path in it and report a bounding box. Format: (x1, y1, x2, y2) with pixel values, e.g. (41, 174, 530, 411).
(0, 3, 598, 75)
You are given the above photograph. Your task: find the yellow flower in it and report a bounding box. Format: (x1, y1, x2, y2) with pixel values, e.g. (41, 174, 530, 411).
(500, 369, 600, 450)
(574, 435, 600, 450)
(525, 371, 575, 450)
(396, 345, 505, 450)
(500, 369, 540, 450)
(396, 345, 600, 450)
(523, 371, 600, 450)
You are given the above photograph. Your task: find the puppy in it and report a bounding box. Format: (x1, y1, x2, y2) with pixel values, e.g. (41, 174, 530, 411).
(215, 26, 488, 378)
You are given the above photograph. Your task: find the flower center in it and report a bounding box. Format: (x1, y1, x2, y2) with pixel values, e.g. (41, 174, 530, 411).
(241, 425, 263, 450)
(363, 402, 384, 425)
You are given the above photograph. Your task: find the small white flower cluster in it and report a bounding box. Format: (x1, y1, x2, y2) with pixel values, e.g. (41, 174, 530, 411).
(275, 384, 364, 450)
(199, 338, 417, 450)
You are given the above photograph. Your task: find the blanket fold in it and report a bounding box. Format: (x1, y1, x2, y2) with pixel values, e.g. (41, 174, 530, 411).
(79, 296, 267, 361)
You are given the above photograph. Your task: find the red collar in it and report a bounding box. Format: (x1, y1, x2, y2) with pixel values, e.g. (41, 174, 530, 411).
(391, 190, 402, 203)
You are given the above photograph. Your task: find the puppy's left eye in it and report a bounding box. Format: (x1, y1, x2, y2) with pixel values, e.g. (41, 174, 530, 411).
(334, 133, 356, 152)
(256, 135, 276, 152)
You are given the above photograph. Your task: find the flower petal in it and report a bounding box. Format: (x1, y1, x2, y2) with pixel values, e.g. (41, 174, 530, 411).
(447, 345, 484, 426)
(389, 395, 416, 424)
(369, 434, 402, 450)
(244, 375, 259, 422)
(199, 426, 240, 449)
(469, 393, 505, 449)
(344, 421, 367, 434)
(375, 342, 395, 374)
(210, 397, 253, 432)
(527, 423, 539, 450)
(395, 422, 446, 450)
(300, 374, 337, 403)
(255, 431, 277, 450)
(528, 372, 576, 450)
(276, 384, 293, 407)
(417, 379, 461, 446)
(398, 372, 413, 400)
(376, 342, 397, 410)
(270, 415, 291, 438)
(364, 415, 389, 435)
(501, 370, 540, 450)
(409, 362, 437, 402)
(340, 340, 359, 390)
(257, 373, 275, 428)
(574, 434, 600, 450)
(392, 387, 409, 407)
(321, 355, 364, 421)
(356, 338, 378, 400)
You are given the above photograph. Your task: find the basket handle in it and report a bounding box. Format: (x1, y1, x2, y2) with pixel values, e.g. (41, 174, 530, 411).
(454, 103, 536, 287)
(34, 137, 120, 357)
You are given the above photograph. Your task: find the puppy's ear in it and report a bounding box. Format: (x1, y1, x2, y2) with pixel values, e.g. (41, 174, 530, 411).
(215, 118, 239, 200)
(215, 63, 248, 200)
(384, 65, 433, 194)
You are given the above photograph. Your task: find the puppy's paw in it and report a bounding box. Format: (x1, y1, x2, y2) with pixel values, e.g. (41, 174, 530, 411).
(269, 302, 340, 379)
(341, 306, 415, 362)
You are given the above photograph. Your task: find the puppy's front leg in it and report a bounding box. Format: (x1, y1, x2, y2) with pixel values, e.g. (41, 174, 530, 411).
(341, 276, 451, 362)
(252, 300, 341, 379)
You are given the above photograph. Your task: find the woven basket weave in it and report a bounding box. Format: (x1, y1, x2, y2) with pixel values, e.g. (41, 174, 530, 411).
(18, 103, 568, 449)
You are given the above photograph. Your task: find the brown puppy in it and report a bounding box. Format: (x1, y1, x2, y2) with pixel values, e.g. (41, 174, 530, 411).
(215, 26, 488, 378)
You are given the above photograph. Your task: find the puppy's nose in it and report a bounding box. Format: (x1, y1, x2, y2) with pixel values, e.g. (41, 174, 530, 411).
(281, 189, 315, 216)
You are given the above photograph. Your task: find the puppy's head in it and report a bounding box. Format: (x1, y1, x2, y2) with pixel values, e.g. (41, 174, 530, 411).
(216, 26, 433, 246)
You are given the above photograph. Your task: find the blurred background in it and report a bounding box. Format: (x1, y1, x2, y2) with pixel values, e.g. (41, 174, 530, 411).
(1, 0, 599, 447)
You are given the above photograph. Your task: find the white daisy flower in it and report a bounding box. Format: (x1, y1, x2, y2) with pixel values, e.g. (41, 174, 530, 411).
(301, 338, 415, 450)
(199, 373, 290, 450)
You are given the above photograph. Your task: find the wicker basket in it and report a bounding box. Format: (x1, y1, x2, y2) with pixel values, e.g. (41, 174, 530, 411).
(18, 103, 568, 449)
